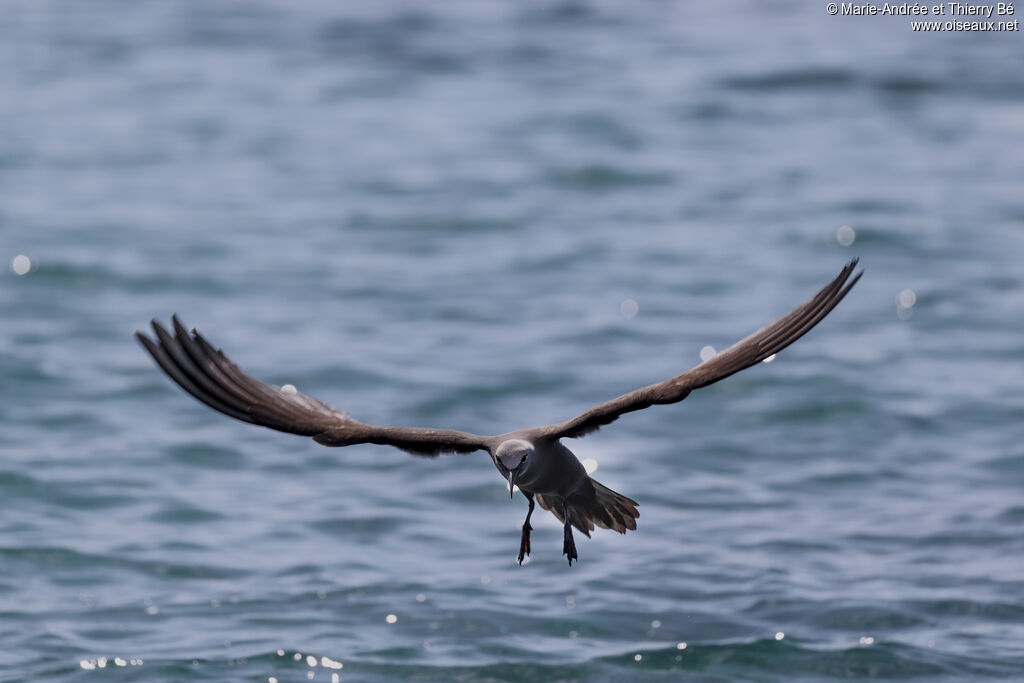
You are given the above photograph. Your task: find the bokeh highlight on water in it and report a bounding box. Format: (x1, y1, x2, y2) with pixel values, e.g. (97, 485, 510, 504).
(2, 2, 1023, 680)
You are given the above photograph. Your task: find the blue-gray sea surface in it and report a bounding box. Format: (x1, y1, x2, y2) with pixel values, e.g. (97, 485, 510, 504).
(2, 2, 1023, 681)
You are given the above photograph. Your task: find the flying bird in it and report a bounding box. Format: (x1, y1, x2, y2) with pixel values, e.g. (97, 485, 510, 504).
(137, 260, 860, 566)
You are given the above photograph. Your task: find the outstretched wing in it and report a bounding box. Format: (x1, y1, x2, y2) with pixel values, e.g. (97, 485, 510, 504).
(535, 260, 862, 440)
(136, 316, 493, 457)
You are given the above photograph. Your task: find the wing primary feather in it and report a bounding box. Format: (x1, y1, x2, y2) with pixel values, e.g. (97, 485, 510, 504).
(136, 329, 257, 424)
(174, 317, 322, 431)
(753, 260, 857, 358)
(150, 320, 256, 417)
(748, 270, 858, 368)
(168, 318, 268, 414)
(194, 331, 341, 426)
(691, 261, 858, 389)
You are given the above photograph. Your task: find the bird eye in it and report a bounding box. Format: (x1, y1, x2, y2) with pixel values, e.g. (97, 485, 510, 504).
(520, 455, 527, 465)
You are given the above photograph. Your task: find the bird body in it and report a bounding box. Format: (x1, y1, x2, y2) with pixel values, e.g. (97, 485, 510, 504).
(492, 435, 579, 495)
(137, 260, 861, 566)
(487, 433, 636, 563)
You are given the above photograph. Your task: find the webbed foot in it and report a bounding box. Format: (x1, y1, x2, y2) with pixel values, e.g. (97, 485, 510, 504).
(562, 523, 578, 566)
(518, 521, 532, 565)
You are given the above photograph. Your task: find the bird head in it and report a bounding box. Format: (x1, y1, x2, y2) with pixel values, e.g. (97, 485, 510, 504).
(495, 439, 534, 498)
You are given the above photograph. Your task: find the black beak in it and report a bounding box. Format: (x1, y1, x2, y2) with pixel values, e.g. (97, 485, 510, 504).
(508, 468, 517, 499)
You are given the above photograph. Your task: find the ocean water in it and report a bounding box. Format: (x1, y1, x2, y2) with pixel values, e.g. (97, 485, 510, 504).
(2, 2, 1023, 680)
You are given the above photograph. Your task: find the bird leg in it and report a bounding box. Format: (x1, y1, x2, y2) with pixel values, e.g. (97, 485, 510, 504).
(518, 492, 534, 565)
(562, 499, 578, 566)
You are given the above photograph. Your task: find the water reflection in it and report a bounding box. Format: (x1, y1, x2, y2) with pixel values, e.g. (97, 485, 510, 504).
(620, 299, 639, 318)
(10, 254, 31, 275)
(836, 225, 856, 247)
(79, 656, 143, 669)
(273, 651, 344, 682)
(897, 288, 917, 320)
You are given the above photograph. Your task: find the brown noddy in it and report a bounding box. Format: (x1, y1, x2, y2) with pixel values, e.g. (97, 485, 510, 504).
(136, 260, 861, 565)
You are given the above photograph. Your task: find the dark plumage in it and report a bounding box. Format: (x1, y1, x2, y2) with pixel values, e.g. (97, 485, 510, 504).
(138, 260, 861, 565)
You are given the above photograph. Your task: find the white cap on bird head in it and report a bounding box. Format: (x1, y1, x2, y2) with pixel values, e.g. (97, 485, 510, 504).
(495, 439, 534, 498)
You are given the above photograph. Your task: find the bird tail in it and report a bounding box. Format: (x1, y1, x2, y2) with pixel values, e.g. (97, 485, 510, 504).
(536, 477, 639, 537)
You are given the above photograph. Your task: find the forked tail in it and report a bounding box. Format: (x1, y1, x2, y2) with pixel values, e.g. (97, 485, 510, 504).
(536, 477, 639, 537)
